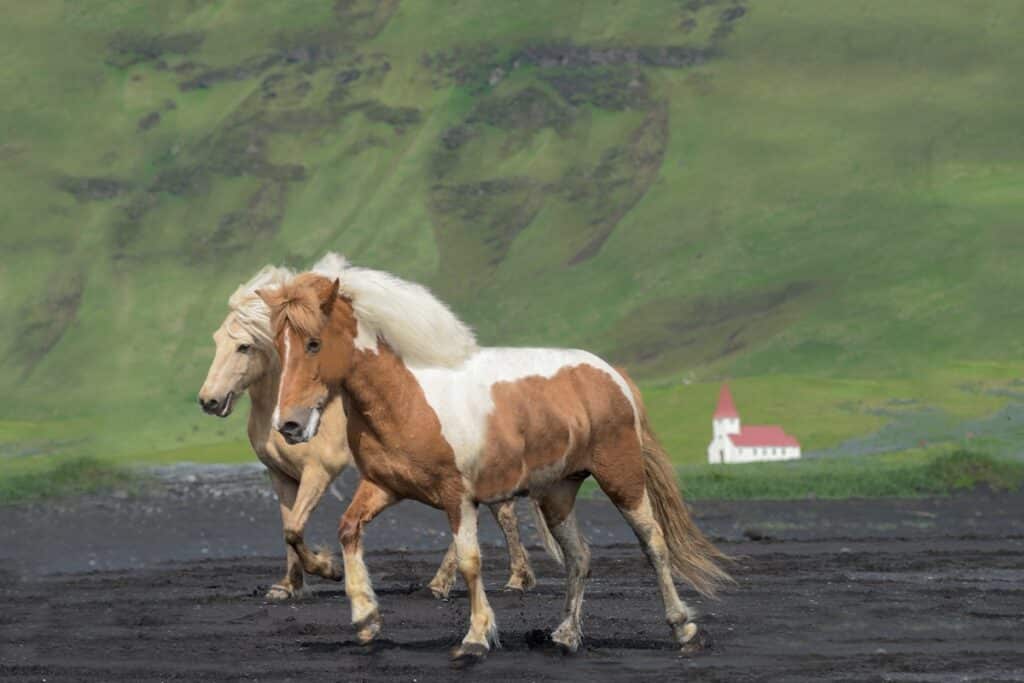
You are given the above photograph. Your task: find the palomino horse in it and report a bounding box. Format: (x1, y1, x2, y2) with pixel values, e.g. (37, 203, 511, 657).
(197, 259, 551, 600)
(259, 256, 731, 662)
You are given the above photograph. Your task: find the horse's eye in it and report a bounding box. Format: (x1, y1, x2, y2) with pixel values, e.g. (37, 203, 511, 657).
(306, 339, 321, 354)
(237, 344, 251, 354)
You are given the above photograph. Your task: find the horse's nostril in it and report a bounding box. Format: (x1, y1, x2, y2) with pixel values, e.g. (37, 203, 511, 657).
(281, 421, 301, 435)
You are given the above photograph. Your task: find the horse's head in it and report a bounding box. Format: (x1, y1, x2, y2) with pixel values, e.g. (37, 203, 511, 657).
(198, 310, 274, 418)
(259, 273, 357, 444)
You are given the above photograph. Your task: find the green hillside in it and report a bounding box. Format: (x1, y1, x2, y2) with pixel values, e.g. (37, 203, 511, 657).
(3, 1, 1024, 470)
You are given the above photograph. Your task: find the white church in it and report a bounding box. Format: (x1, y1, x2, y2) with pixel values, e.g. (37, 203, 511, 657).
(707, 384, 801, 464)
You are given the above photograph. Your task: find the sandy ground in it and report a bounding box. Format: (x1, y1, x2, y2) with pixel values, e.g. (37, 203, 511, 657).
(1, 466, 1023, 681)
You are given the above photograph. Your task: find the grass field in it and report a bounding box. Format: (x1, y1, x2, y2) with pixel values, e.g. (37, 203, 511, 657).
(4, 448, 1020, 505)
(3, 2, 1024, 481)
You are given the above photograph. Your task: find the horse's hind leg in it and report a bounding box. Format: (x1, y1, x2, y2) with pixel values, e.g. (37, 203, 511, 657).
(430, 500, 534, 599)
(491, 500, 536, 592)
(592, 434, 700, 652)
(429, 499, 535, 599)
(618, 492, 700, 650)
(427, 540, 459, 599)
(538, 478, 589, 653)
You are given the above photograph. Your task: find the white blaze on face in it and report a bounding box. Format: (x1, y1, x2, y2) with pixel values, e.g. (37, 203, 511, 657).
(273, 330, 291, 430)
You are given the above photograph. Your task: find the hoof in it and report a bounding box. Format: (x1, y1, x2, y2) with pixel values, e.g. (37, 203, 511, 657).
(450, 641, 489, 667)
(503, 572, 536, 593)
(679, 624, 712, 656)
(428, 578, 454, 600)
(323, 558, 344, 582)
(551, 624, 582, 654)
(264, 584, 300, 601)
(354, 611, 382, 644)
(311, 550, 344, 581)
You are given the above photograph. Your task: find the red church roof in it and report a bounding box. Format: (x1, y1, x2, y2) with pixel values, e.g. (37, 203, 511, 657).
(714, 383, 739, 419)
(728, 426, 800, 448)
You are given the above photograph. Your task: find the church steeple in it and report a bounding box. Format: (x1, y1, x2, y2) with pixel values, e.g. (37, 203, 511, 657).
(712, 383, 741, 441)
(714, 383, 739, 420)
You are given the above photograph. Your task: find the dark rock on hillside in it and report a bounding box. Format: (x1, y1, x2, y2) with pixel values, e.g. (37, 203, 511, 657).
(467, 86, 574, 131)
(515, 44, 712, 69)
(348, 100, 421, 129)
(106, 32, 204, 68)
(56, 176, 130, 202)
(540, 68, 650, 111)
(180, 54, 283, 91)
(137, 112, 161, 132)
(430, 178, 545, 279)
(9, 270, 85, 381)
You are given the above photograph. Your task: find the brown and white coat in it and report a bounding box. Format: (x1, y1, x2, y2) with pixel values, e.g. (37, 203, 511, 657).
(262, 257, 730, 661)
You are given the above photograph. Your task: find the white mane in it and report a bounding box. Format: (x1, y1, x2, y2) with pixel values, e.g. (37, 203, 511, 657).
(312, 252, 478, 368)
(225, 265, 295, 347)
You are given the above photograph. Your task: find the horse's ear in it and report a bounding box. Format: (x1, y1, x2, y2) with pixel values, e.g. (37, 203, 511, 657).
(321, 278, 340, 316)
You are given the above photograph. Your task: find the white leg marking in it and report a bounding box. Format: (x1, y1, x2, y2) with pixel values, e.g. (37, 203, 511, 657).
(455, 499, 499, 649)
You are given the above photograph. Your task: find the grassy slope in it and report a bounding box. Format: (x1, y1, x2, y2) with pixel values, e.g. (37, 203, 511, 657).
(2, 1, 1024, 472)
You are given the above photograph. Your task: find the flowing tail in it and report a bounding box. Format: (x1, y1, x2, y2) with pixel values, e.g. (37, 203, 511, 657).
(619, 369, 734, 599)
(528, 499, 565, 568)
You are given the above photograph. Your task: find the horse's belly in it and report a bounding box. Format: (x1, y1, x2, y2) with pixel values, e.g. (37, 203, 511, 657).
(472, 426, 582, 502)
(525, 456, 573, 492)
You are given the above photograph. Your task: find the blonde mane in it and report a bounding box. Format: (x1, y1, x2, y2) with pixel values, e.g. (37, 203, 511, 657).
(224, 265, 295, 347)
(274, 253, 478, 368)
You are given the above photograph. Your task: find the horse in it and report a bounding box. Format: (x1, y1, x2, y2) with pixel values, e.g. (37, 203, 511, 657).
(197, 257, 553, 601)
(258, 255, 731, 662)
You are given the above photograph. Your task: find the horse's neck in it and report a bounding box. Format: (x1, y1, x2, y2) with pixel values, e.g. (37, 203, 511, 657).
(343, 346, 426, 450)
(248, 374, 277, 413)
(246, 362, 280, 441)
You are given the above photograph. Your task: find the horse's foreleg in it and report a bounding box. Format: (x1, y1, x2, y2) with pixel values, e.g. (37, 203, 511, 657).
(339, 479, 395, 644)
(266, 470, 306, 600)
(539, 479, 589, 653)
(490, 500, 536, 593)
(427, 540, 459, 599)
(450, 499, 499, 663)
(281, 466, 342, 581)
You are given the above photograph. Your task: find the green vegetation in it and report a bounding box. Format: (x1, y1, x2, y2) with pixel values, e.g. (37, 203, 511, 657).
(0, 456, 140, 505)
(6, 449, 1018, 505)
(2, 2, 1024, 480)
(673, 450, 1024, 500)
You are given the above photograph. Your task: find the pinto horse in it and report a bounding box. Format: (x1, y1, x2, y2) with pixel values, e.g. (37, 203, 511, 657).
(198, 258, 549, 601)
(259, 256, 731, 661)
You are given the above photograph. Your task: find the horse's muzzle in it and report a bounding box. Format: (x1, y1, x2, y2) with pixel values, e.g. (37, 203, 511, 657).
(279, 420, 306, 444)
(278, 406, 320, 444)
(199, 391, 234, 418)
